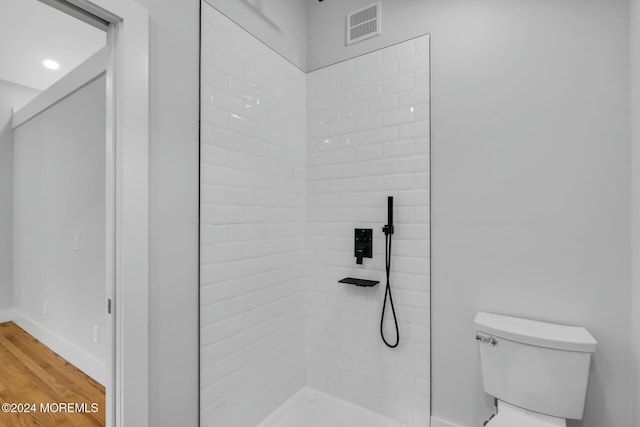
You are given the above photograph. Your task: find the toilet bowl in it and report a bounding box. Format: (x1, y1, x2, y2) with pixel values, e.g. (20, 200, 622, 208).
(486, 401, 565, 427)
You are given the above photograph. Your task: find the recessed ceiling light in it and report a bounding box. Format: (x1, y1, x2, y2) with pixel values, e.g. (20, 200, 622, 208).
(43, 59, 59, 70)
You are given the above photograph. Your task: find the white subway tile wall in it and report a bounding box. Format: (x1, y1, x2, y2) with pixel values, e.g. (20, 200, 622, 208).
(200, 6, 307, 427)
(201, 3, 430, 426)
(305, 36, 430, 426)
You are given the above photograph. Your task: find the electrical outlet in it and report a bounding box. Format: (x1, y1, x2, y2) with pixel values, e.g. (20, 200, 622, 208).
(93, 325, 100, 343)
(43, 301, 48, 316)
(73, 235, 79, 252)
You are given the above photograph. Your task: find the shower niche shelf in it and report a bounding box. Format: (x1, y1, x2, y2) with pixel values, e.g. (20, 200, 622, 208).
(338, 277, 379, 287)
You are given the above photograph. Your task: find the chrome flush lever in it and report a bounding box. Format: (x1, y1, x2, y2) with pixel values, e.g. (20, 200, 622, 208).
(476, 334, 498, 346)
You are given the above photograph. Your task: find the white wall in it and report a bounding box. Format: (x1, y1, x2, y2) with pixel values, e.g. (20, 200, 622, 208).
(203, 0, 307, 70)
(305, 37, 430, 427)
(13, 75, 107, 381)
(200, 5, 307, 426)
(309, 1, 632, 426)
(631, 0, 640, 423)
(127, 0, 200, 425)
(0, 80, 38, 315)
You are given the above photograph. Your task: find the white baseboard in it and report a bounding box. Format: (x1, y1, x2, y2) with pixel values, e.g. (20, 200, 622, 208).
(0, 308, 15, 323)
(13, 312, 105, 385)
(431, 416, 467, 427)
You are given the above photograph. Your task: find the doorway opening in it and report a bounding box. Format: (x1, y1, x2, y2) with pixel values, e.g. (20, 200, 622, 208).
(0, 0, 149, 426)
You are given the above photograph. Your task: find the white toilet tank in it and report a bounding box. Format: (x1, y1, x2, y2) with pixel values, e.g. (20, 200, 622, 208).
(475, 312, 597, 420)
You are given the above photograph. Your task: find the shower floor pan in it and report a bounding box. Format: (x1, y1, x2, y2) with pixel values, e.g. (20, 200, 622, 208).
(257, 386, 411, 427)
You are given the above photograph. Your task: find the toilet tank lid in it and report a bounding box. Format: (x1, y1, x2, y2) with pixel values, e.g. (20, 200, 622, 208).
(474, 312, 597, 353)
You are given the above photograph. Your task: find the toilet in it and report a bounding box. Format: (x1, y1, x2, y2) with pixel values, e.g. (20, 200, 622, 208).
(474, 312, 597, 427)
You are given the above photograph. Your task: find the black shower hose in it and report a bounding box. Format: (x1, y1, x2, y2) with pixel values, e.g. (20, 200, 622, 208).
(380, 231, 399, 348)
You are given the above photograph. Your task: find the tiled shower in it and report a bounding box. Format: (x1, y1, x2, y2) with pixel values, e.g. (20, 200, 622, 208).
(200, 3, 430, 426)
(200, 6, 306, 426)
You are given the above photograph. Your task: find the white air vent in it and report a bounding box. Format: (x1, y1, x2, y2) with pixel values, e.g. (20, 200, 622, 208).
(346, 2, 381, 46)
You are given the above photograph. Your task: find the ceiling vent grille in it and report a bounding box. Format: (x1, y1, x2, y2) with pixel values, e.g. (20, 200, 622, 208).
(346, 2, 381, 45)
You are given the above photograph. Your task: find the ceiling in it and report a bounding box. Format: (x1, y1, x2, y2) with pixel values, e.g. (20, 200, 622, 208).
(0, 0, 106, 91)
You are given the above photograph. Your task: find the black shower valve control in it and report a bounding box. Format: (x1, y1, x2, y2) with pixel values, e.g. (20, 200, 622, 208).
(354, 228, 373, 265)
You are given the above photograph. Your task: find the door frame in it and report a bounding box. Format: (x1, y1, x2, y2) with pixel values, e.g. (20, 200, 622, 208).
(39, 1, 150, 426)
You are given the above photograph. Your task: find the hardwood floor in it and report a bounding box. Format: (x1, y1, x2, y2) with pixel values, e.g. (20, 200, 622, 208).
(0, 322, 105, 426)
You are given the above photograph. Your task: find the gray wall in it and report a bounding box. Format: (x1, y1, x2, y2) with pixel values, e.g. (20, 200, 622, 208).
(309, 1, 632, 426)
(0, 80, 38, 312)
(632, 0, 640, 424)
(203, 0, 307, 70)
(427, 1, 631, 427)
(13, 75, 107, 379)
(131, 0, 199, 426)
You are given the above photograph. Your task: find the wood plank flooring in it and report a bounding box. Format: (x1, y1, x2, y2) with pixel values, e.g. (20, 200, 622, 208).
(0, 321, 105, 426)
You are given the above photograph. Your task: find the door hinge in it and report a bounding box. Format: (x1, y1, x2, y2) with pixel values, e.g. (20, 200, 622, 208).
(107, 298, 112, 314)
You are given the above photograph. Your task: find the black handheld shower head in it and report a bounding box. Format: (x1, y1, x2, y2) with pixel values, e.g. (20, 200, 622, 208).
(383, 196, 394, 236)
